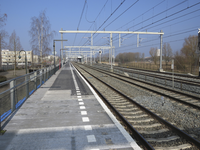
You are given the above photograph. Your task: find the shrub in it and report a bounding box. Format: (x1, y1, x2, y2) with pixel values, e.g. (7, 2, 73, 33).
(0, 75, 7, 83)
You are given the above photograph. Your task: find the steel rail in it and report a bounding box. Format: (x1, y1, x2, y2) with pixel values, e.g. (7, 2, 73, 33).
(88, 65, 200, 110)
(112, 65, 200, 86)
(114, 65, 200, 79)
(73, 64, 154, 150)
(75, 63, 200, 149)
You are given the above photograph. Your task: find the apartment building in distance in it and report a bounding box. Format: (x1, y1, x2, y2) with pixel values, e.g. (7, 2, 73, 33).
(1, 49, 34, 65)
(1, 49, 59, 66)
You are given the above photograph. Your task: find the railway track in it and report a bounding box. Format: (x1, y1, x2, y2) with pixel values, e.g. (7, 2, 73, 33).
(112, 64, 199, 79)
(73, 63, 200, 150)
(83, 64, 200, 111)
(95, 64, 200, 95)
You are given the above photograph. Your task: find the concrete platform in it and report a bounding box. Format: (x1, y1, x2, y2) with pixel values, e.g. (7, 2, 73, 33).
(0, 62, 141, 150)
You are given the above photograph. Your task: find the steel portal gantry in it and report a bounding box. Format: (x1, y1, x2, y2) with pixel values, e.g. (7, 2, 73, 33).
(59, 30, 164, 71)
(63, 46, 114, 65)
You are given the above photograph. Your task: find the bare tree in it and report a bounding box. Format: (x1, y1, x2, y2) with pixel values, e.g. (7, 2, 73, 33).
(9, 30, 23, 76)
(0, 13, 8, 67)
(181, 35, 198, 73)
(29, 10, 56, 64)
(174, 50, 185, 72)
(163, 43, 172, 65)
(149, 47, 158, 65)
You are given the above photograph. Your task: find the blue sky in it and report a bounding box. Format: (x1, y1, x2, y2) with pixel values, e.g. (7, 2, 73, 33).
(1, 0, 200, 57)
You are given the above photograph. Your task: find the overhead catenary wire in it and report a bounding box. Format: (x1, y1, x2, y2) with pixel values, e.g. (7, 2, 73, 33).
(103, 0, 140, 30)
(111, 9, 200, 45)
(95, 0, 190, 46)
(96, 0, 166, 46)
(73, 0, 87, 46)
(114, 29, 197, 53)
(92, 0, 140, 41)
(81, 0, 126, 47)
(77, 0, 87, 31)
(72, 0, 198, 60)
(128, 0, 189, 30)
(110, 2, 200, 44)
(78, 0, 109, 45)
(97, 0, 186, 44)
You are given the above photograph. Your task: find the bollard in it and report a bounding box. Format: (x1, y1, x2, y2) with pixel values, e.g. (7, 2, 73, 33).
(10, 80, 16, 112)
(40, 70, 42, 86)
(34, 71, 37, 90)
(44, 69, 46, 82)
(47, 68, 48, 78)
(25, 75, 29, 98)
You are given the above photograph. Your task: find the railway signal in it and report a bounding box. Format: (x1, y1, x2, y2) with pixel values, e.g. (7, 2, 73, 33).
(99, 50, 102, 63)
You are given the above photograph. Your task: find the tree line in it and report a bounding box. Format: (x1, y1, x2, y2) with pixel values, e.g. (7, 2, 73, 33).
(115, 35, 199, 74)
(0, 9, 55, 68)
(115, 52, 145, 63)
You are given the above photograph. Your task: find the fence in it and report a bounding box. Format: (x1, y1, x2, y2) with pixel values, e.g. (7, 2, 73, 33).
(120, 62, 199, 75)
(93, 64, 200, 95)
(0, 65, 14, 71)
(0, 64, 60, 131)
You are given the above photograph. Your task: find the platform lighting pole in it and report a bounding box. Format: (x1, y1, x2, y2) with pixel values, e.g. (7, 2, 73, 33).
(159, 30, 163, 72)
(171, 59, 174, 89)
(198, 29, 200, 77)
(18, 50, 27, 74)
(90, 33, 93, 66)
(119, 34, 121, 47)
(53, 39, 68, 74)
(61, 28, 64, 67)
(110, 33, 113, 71)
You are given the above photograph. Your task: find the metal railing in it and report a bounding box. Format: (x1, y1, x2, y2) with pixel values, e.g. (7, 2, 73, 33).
(0, 64, 60, 130)
(0, 65, 14, 71)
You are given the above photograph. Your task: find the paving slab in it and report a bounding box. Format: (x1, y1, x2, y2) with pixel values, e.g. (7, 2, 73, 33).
(0, 62, 141, 150)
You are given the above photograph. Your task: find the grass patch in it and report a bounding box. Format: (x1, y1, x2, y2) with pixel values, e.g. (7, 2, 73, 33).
(0, 75, 7, 83)
(0, 130, 7, 135)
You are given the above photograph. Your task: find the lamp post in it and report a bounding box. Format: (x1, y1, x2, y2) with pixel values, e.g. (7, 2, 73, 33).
(53, 39, 68, 74)
(18, 50, 27, 74)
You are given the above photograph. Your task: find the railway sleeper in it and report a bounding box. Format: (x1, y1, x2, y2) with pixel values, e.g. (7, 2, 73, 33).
(117, 108, 138, 112)
(123, 114, 148, 119)
(121, 110, 143, 115)
(129, 118, 154, 123)
(133, 123, 162, 128)
(146, 135, 180, 142)
(154, 144, 192, 150)
(139, 128, 169, 134)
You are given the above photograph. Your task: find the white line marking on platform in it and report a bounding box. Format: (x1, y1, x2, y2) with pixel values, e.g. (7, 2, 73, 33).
(77, 93, 81, 96)
(81, 111, 87, 115)
(84, 125, 92, 130)
(87, 135, 96, 142)
(77, 96, 82, 98)
(90, 149, 99, 150)
(72, 63, 142, 150)
(78, 99, 83, 101)
(76, 90, 80, 92)
(79, 102, 84, 105)
(82, 117, 90, 122)
(80, 106, 86, 109)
